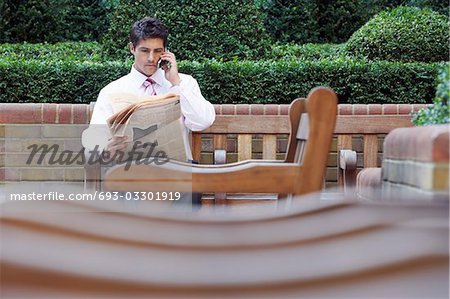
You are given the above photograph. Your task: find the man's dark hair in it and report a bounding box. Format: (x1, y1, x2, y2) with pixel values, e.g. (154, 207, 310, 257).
(130, 17, 168, 48)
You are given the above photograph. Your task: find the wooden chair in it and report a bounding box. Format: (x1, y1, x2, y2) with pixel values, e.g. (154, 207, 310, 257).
(103, 87, 338, 197)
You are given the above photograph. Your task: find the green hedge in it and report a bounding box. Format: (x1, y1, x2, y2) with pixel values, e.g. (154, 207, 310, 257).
(345, 6, 449, 62)
(259, 0, 387, 44)
(102, 0, 271, 61)
(0, 42, 345, 62)
(0, 42, 104, 62)
(0, 0, 115, 43)
(258, 0, 448, 44)
(405, 0, 449, 16)
(412, 64, 450, 125)
(269, 43, 345, 60)
(260, 0, 320, 44)
(0, 57, 440, 104)
(316, 0, 398, 43)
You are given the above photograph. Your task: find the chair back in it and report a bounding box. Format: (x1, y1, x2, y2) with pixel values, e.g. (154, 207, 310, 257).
(284, 98, 307, 163)
(288, 88, 337, 194)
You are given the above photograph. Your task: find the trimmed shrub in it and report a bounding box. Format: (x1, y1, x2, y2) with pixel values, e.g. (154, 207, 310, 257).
(59, 0, 117, 41)
(0, 41, 345, 62)
(345, 6, 450, 62)
(259, 0, 448, 44)
(269, 43, 345, 60)
(102, 0, 272, 61)
(413, 65, 450, 125)
(183, 59, 440, 104)
(0, 0, 114, 43)
(406, 0, 449, 16)
(316, 0, 401, 43)
(259, 0, 400, 44)
(0, 42, 103, 62)
(0, 58, 127, 103)
(0, 56, 441, 104)
(259, 0, 320, 44)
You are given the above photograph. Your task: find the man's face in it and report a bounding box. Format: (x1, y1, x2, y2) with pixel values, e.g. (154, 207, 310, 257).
(130, 38, 165, 77)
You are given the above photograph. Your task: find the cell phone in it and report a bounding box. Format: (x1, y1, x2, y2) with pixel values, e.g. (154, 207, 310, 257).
(158, 48, 171, 69)
(158, 59, 169, 69)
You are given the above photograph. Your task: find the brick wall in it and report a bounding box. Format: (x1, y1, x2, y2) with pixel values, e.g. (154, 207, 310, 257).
(382, 125, 449, 198)
(356, 125, 449, 200)
(0, 103, 427, 185)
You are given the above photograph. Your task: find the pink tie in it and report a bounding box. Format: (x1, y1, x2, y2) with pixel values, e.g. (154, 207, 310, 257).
(143, 78, 157, 95)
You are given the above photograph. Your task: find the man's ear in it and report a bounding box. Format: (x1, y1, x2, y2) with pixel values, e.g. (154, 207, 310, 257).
(129, 42, 135, 54)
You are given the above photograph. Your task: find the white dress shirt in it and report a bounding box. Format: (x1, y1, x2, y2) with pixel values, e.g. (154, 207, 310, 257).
(82, 66, 215, 160)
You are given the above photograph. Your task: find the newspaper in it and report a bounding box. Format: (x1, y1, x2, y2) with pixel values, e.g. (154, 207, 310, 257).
(106, 93, 187, 162)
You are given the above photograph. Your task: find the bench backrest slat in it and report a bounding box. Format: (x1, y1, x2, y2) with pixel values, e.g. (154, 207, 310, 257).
(262, 135, 277, 160)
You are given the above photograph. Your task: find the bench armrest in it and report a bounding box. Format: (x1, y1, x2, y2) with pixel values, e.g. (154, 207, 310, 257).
(214, 149, 227, 203)
(339, 149, 357, 194)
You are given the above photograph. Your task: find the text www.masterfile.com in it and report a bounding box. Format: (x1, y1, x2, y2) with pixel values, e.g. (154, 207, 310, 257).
(9, 191, 181, 201)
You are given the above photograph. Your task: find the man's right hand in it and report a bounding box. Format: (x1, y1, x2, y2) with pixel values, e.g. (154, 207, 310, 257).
(102, 136, 129, 160)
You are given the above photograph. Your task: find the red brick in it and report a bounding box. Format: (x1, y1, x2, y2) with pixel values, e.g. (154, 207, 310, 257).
(353, 104, 368, 115)
(213, 105, 221, 115)
(384, 125, 449, 163)
(280, 105, 289, 115)
(264, 104, 279, 115)
(368, 104, 382, 115)
(383, 128, 399, 159)
(73, 105, 88, 124)
(400, 127, 417, 160)
(412, 104, 428, 113)
(43, 104, 57, 123)
(413, 127, 433, 161)
(386, 128, 404, 160)
(403, 127, 417, 160)
(250, 104, 264, 115)
(236, 104, 250, 115)
(58, 104, 72, 124)
(432, 126, 450, 162)
(386, 127, 419, 160)
(221, 104, 235, 115)
(398, 104, 412, 115)
(0, 104, 42, 124)
(338, 104, 352, 115)
(88, 102, 96, 121)
(383, 104, 398, 115)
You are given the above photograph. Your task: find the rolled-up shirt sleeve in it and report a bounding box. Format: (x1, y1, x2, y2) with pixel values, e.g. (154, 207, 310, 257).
(170, 75, 215, 131)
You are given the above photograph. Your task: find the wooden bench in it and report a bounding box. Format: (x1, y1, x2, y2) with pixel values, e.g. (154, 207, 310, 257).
(191, 109, 413, 197)
(104, 87, 338, 199)
(1, 188, 448, 297)
(85, 102, 414, 201)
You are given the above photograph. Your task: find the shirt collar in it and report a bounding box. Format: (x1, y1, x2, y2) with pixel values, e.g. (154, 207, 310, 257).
(130, 65, 165, 89)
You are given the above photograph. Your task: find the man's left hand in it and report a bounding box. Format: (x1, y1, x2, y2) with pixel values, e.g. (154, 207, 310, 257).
(161, 50, 181, 86)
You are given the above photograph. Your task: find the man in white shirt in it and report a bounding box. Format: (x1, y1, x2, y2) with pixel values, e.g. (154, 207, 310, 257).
(82, 17, 215, 160)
